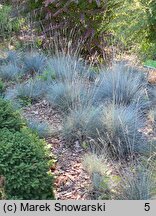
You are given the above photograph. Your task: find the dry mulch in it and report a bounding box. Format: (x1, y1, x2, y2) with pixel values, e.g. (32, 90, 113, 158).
(22, 100, 92, 200)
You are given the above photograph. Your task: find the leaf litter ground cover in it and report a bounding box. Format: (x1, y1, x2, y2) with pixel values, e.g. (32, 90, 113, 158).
(22, 100, 92, 200)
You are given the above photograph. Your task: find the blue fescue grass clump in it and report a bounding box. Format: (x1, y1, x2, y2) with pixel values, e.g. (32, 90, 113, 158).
(62, 103, 100, 144)
(45, 53, 94, 113)
(147, 85, 156, 107)
(47, 82, 75, 112)
(61, 107, 95, 143)
(61, 103, 147, 158)
(93, 64, 149, 110)
(27, 120, 51, 138)
(24, 52, 47, 74)
(85, 103, 147, 159)
(16, 79, 49, 102)
(0, 63, 22, 81)
(4, 88, 21, 110)
(6, 51, 21, 65)
(0, 50, 150, 161)
(5, 88, 18, 101)
(117, 165, 152, 200)
(50, 60, 149, 158)
(46, 80, 92, 114)
(45, 54, 87, 82)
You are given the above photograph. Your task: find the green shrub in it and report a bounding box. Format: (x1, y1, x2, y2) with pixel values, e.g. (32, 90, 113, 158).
(0, 128, 54, 199)
(0, 4, 20, 40)
(0, 97, 55, 199)
(105, 0, 156, 59)
(0, 176, 6, 200)
(0, 79, 5, 95)
(0, 98, 23, 131)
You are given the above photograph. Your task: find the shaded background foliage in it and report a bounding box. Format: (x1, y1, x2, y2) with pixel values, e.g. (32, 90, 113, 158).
(105, 0, 156, 59)
(2, 0, 156, 61)
(9, 0, 122, 62)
